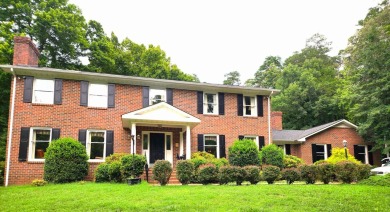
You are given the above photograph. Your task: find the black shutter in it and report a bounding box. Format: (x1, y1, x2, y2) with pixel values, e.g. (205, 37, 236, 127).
(218, 92, 225, 115)
(238, 135, 244, 140)
(327, 144, 332, 158)
(23, 76, 33, 103)
(78, 129, 87, 147)
(219, 135, 226, 158)
(312, 144, 317, 163)
(142, 86, 149, 108)
(197, 91, 203, 114)
(166, 88, 173, 105)
(80, 81, 89, 106)
(353, 145, 359, 159)
(54, 79, 63, 105)
(106, 130, 114, 157)
(257, 95, 264, 117)
(237, 94, 243, 116)
(18, 127, 30, 161)
(197, 134, 204, 151)
(285, 144, 291, 155)
(259, 136, 265, 150)
(52, 128, 61, 140)
(107, 84, 115, 108)
(368, 145, 373, 165)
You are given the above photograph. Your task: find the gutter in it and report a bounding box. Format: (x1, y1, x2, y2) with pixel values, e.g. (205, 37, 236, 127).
(268, 91, 274, 145)
(5, 68, 17, 186)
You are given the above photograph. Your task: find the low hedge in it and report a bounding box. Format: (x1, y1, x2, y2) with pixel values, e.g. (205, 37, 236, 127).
(262, 165, 280, 184)
(152, 160, 172, 186)
(95, 163, 110, 182)
(244, 166, 261, 185)
(334, 161, 358, 184)
(176, 160, 194, 185)
(198, 164, 218, 185)
(299, 165, 317, 184)
(316, 162, 334, 184)
(121, 154, 146, 178)
(281, 168, 300, 185)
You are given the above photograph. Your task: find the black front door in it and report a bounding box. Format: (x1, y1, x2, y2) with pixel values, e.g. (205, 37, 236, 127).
(149, 133, 165, 164)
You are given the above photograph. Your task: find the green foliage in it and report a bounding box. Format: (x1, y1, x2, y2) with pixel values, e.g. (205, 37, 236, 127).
(31, 179, 47, 186)
(108, 161, 122, 183)
(334, 161, 359, 184)
(176, 160, 194, 185)
(212, 158, 229, 168)
(281, 168, 301, 185)
(190, 151, 228, 170)
(94, 163, 110, 183)
(283, 155, 304, 168)
(105, 153, 128, 164)
(358, 174, 390, 186)
(357, 164, 372, 181)
(120, 154, 146, 178)
(228, 139, 260, 167)
(223, 71, 241, 85)
(231, 166, 246, 186)
(299, 165, 317, 184)
(218, 166, 235, 185)
(259, 144, 284, 168)
(152, 160, 172, 186)
(0, 161, 4, 186)
(244, 166, 261, 185)
(262, 165, 281, 184)
(0, 72, 11, 162)
(246, 56, 282, 88)
(326, 148, 361, 164)
(198, 164, 218, 185)
(316, 162, 335, 184)
(43, 137, 89, 183)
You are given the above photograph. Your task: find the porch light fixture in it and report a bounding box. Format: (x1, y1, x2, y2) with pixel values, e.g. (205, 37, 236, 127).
(342, 140, 348, 160)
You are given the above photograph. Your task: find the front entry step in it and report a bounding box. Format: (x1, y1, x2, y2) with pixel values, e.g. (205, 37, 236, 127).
(142, 169, 180, 185)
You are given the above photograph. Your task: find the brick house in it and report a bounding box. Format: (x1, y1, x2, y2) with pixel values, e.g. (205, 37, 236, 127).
(271, 112, 381, 165)
(1, 37, 381, 186)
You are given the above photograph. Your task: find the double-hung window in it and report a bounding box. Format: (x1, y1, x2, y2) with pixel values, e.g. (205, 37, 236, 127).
(33, 79, 54, 104)
(243, 96, 257, 116)
(87, 130, 106, 160)
(204, 135, 219, 158)
(204, 93, 218, 114)
(150, 89, 166, 105)
(313, 144, 327, 162)
(88, 84, 108, 108)
(355, 145, 368, 164)
(29, 128, 51, 160)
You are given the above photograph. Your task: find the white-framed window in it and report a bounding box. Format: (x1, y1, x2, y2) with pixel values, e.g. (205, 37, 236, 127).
(244, 135, 259, 147)
(355, 145, 369, 164)
(150, 89, 166, 105)
(29, 128, 52, 161)
(314, 144, 328, 162)
(204, 93, 218, 114)
(87, 130, 106, 161)
(204, 134, 219, 158)
(88, 84, 108, 108)
(243, 96, 257, 116)
(33, 79, 54, 104)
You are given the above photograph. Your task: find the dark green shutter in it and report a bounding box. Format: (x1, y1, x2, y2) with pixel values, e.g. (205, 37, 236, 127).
(197, 91, 203, 114)
(52, 128, 61, 140)
(327, 144, 332, 158)
(259, 136, 265, 150)
(23, 76, 33, 103)
(106, 130, 114, 157)
(166, 88, 173, 105)
(80, 81, 89, 106)
(18, 127, 30, 161)
(368, 145, 373, 165)
(238, 135, 244, 140)
(312, 144, 317, 163)
(219, 135, 226, 158)
(78, 129, 87, 147)
(142, 86, 149, 108)
(218, 92, 225, 115)
(54, 79, 63, 105)
(197, 134, 204, 151)
(257, 95, 263, 117)
(107, 84, 115, 108)
(237, 94, 243, 116)
(353, 145, 359, 159)
(285, 144, 291, 155)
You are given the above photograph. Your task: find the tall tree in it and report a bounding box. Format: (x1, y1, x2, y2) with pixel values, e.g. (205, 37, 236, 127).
(246, 56, 282, 88)
(223, 71, 241, 85)
(343, 0, 390, 151)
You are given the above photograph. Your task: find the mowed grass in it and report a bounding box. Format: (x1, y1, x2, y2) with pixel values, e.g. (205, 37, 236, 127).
(0, 182, 389, 211)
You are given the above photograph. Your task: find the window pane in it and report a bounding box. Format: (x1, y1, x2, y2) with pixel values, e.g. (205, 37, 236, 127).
(316, 145, 325, 160)
(245, 106, 252, 115)
(143, 135, 148, 150)
(150, 89, 166, 105)
(90, 143, 104, 159)
(89, 95, 108, 107)
(34, 79, 54, 91)
(205, 136, 217, 145)
(244, 136, 256, 141)
(33, 91, 54, 104)
(207, 104, 214, 113)
(205, 146, 217, 158)
(166, 135, 171, 150)
(244, 96, 251, 105)
(89, 84, 108, 95)
(91, 132, 104, 143)
(35, 130, 51, 141)
(35, 142, 49, 159)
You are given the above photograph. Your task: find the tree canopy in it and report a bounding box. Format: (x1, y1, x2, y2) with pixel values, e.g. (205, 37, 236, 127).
(223, 71, 241, 85)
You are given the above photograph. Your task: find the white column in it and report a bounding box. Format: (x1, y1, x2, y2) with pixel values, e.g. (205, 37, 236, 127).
(131, 123, 136, 154)
(186, 125, 191, 159)
(179, 132, 184, 156)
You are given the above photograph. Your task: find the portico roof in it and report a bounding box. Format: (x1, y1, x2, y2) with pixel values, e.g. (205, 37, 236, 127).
(121, 102, 201, 129)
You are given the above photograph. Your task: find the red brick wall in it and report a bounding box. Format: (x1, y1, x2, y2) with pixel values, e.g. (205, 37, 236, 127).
(5, 77, 271, 185)
(13, 37, 39, 66)
(271, 111, 282, 130)
(291, 127, 381, 166)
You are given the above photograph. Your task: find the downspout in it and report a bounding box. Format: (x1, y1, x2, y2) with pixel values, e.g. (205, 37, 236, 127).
(268, 91, 274, 145)
(5, 68, 17, 186)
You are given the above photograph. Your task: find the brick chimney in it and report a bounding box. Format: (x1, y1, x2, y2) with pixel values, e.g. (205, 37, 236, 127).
(271, 111, 283, 130)
(13, 36, 39, 66)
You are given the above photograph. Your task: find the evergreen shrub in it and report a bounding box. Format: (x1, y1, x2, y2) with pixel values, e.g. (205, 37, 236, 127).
(228, 139, 260, 167)
(121, 154, 146, 178)
(152, 160, 172, 186)
(244, 165, 261, 185)
(281, 168, 300, 184)
(299, 165, 317, 184)
(176, 160, 194, 185)
(262, 165, 280, 184)
(198, 164, 218, 185)
(259, 144, 284, 168)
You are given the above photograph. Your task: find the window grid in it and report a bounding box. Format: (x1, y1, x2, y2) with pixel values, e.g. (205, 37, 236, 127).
(204, 93, 218, 114)
(243, 96, 256, 116)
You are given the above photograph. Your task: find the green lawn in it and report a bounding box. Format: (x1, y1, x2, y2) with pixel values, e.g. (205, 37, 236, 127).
(0, 182, 388, 211)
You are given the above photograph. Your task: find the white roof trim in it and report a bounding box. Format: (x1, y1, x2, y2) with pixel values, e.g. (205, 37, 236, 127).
(298, 119, 357, 141)
(122, 102, 200, 128)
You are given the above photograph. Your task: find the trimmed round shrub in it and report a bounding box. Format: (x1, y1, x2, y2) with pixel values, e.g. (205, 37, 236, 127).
(231, 166, 247, 185)
(95, 163, 110, 182)
(262, 165, 280, 184)
(316, 162, 334, 184)
(198, 164, 218, 185)
(121, 154, 146, 178)
(105, 153, 129, 164)
(219, 166, 235, 185)
(334, 161, 358, 183)
(176, 160, 194, 185)
(244, 166, 261, 185)
(259, 144, 284, 168)
(299, 165, 317, 184)
(228, 139, 260, 167)
(44, 137, 89, 183)
(108, 161, 122, 183)
(152, 160, 172, 186)
(283, 155, 304, 168)
(357, 164, 372, 181)
(281, 168, 300, 184)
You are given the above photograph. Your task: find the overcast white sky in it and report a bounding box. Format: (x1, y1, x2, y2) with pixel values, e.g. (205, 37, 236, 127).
(69, 0, 381, 84)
